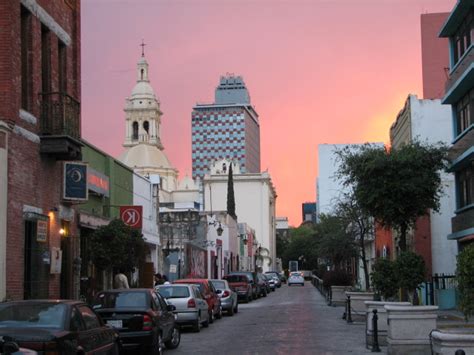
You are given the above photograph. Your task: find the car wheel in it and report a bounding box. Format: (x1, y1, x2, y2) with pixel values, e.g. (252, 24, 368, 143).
(244, 294, 250, 303)
(228, 304, 234, 316)
(165, 326, 181, 349)
(202, 312, 209, 328)
(192, 319, 201, 332)
(209, 310, 214, 324)
(234, 302, 238, 313)
(216, 306, 223, 319)
(152, 331, 163, 355)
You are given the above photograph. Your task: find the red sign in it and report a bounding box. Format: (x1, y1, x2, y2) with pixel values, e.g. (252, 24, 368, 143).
(120, 206, 143, 229)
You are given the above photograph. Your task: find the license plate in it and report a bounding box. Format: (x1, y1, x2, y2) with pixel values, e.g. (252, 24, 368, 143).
(107, 320, 123, 328)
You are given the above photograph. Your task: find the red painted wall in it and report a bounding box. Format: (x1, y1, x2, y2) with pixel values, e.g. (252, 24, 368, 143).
(421, 13, 450, 100)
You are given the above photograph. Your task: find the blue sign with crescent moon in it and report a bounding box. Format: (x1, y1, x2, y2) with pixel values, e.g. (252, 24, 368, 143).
(64, 162, 88, 201)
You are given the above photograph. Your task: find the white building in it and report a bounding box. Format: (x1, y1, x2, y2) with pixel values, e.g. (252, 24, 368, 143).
(317, 143, 383, 290)
(390, 94, 457, 275)
(203, 159, 277, 272)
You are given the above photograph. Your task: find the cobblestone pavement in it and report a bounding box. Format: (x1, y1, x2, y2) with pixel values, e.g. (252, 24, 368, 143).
(173, 282, 385, 354)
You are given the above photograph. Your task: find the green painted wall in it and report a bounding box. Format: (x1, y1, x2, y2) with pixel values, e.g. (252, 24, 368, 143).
(80, 141, 133, 218)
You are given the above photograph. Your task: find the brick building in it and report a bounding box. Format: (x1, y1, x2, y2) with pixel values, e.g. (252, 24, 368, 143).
(0, 0, 82, 300)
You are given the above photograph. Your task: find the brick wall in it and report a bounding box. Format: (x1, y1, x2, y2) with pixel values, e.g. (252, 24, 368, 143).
(0, 0, 81, 300)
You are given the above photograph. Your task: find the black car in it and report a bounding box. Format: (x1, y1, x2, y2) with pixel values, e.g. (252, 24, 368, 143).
(93, 288, 180, 354)
(256, 273, 268, 297)
(0, 300, 120, 354)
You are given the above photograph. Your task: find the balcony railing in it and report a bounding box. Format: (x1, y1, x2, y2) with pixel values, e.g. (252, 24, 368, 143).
(39, 92, 80, 140)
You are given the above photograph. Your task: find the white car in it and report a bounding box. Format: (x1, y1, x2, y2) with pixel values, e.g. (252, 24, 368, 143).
(288, 272, 305, 286)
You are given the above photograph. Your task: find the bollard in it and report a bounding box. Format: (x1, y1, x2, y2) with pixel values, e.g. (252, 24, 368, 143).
(347, 295, 353, 323)
(371, 309, 381, 352)
(455, 351, 466, 355)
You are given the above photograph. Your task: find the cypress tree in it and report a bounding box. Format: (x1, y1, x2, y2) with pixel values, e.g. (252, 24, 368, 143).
(227, 162, 237, 219)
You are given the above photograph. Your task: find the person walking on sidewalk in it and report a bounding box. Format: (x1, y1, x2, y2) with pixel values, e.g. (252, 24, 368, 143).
(114, 269, 130, 289)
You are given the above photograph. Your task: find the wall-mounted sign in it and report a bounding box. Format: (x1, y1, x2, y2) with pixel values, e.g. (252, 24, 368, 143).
(36, 220, 48, 242)
(63, 162, 88, 201)
(50, 247, 62, 274)
(87, 168, 110, 197)
(120, 206, 143, 229)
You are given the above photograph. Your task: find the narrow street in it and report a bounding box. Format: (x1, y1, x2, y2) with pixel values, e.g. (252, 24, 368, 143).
(174, 283, 382, 354)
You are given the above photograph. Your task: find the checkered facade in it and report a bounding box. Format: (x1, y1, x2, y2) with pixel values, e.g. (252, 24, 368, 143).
(192, 106, 260, 179)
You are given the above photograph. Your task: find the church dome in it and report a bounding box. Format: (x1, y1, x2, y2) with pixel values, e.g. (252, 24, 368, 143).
(119, 144, 172, 169)
(131, 81, 156, 99)
(178, 175, 197, 190)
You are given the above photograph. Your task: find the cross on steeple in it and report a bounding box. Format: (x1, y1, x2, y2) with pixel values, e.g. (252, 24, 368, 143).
(140, 39, 146, 57)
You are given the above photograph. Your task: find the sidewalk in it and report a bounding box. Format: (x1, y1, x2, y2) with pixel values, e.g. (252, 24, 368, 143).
(310, 287, 387, 354)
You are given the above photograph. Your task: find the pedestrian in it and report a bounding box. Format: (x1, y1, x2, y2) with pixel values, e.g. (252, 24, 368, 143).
(114, 268, 130, 289)
(162, 274, 168, 283)
(154, 273, 164, 286)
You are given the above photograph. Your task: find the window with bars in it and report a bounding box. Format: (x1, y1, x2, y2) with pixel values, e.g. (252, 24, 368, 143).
(455, 88, 473, 136)
(458, 165, 473, 208)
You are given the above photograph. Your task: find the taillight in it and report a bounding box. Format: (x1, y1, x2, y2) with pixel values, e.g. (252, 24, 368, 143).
(143, 314, 153, 331)
(187, 298, 196, 308)
(222, 290, 230, 298)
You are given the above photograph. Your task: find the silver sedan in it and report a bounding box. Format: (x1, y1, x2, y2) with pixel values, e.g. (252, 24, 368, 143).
(288, 272, 305, 286)
(156, 284, 210, 332)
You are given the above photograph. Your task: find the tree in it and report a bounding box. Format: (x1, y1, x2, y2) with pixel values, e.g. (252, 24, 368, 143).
(316, 214, 357, 272)
(88, 219, 147, 273)
(457, 244, 474, 321)
(335, 193, 373, 290)
(226, 162, 237, 219)
(281, 225, 318, 271)
(335, 142, 449, 251)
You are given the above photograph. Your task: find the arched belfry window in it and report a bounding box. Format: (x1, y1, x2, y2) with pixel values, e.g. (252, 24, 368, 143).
(141, 68, 144, 80)
(132, 121, 139, 140)
(143, 121, 149, 134)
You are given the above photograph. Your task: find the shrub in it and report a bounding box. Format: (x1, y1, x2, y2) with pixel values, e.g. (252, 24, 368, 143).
(457, 244, 474, 321)
(323, 270, 352, 289)
(395, 251, 426, 291)
(371, 258, 399, 300)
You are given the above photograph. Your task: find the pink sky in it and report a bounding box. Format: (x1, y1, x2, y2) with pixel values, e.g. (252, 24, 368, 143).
(81, 0, 456, 227)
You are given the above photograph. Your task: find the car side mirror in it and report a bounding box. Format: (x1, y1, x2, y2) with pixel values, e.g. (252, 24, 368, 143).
(167, 304, 176, 312)
(216, 289, 222, 294)
(249, 280, 254, 284)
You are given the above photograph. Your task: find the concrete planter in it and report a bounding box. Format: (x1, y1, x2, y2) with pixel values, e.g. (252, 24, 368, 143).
(331, 285, 352, 306)
(345, 291, 375, 317)
(431, 328, 474, 355)
(385, 305, 438, 355)
(365, 301, 411, 348)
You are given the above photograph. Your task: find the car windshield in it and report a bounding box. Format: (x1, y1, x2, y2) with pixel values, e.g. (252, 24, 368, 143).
(0, 303, 66, 329)
(225, 275, 247, 283)
(211, 280, 226, 290)
(157, 286, 190, 299)
(93, 292, 148, 309)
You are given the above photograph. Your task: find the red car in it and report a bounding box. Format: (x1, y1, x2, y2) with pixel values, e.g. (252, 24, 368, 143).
(224, 274, 253, 303)
(174, 279, 222, 323)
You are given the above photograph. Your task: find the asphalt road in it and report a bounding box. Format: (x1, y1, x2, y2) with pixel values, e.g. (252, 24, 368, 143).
(172, 282, 383, 355)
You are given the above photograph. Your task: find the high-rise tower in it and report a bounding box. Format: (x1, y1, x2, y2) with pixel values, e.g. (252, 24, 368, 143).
(191, 74, 261, 179)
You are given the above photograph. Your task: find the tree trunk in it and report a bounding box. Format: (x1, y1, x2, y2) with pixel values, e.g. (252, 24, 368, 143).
(360, 237, 370, 291)
(399, 223, 408, 252)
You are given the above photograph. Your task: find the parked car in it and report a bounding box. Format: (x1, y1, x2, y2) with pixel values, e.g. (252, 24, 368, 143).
(256, 273, 268, 297)
(92, 288, 180, 354)
(210, 279, 238, 316)
(223, 274, 253, 303)
(156, 284, 209, 332)
(265, 271, 282, 288)
(227, 272, 260, 299)
(0, 336, 37, 354)
(263, 274, 276, 292)
(0, 300, 120, 354)
(174, 279, 222, 323)
(288, 272, 305, 286)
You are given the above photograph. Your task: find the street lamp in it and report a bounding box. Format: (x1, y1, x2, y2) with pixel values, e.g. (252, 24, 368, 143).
(209, 218, 223, 237)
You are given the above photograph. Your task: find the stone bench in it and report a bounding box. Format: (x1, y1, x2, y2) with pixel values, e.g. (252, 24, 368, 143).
(431, 328, 474, 355)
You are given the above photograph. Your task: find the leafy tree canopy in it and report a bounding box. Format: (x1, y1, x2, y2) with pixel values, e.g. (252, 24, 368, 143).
(335, 141, 449, 250)
(457, 244, 474, 321)
(281, 225, 318, 271)
(88, 219, 147, 273)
